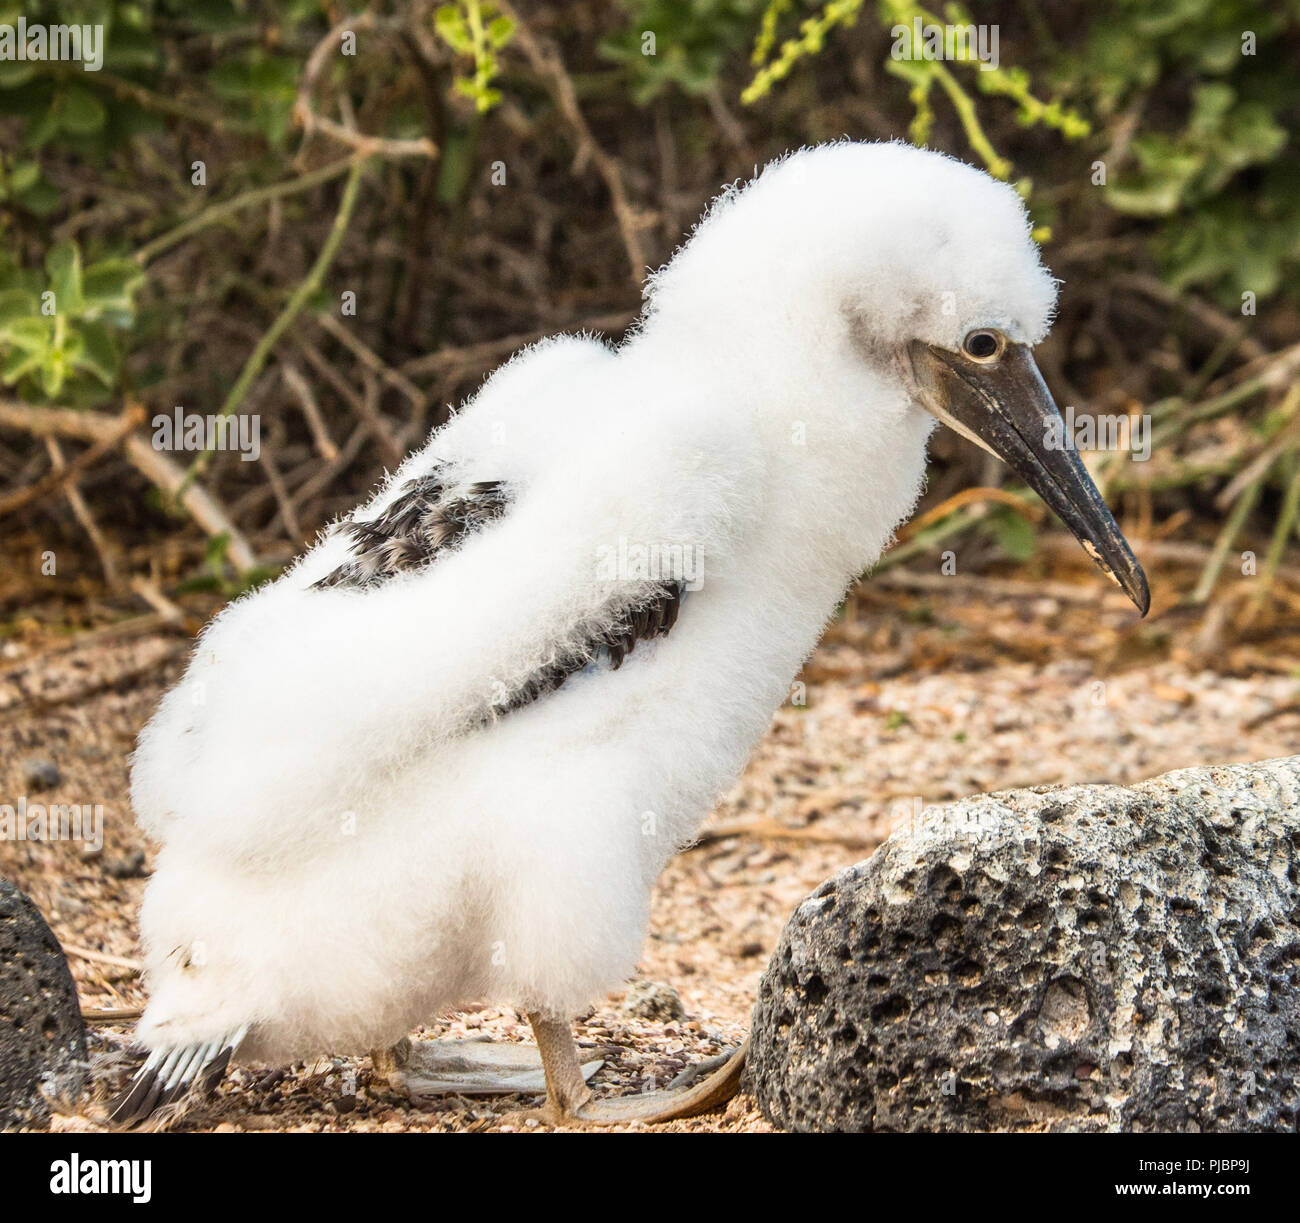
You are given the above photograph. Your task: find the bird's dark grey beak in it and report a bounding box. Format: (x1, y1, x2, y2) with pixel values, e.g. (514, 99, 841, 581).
(907, 338, 1149, 616)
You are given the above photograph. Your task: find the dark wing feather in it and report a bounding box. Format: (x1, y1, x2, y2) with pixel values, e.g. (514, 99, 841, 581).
(313, 468, 508, 590)
(109, 1030, 244, 1127)
(490, 581, 683, 718)
(313, 464, 684, 720)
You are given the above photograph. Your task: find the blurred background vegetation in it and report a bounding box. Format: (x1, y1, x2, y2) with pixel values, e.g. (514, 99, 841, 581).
(1, 0, 1299, 663)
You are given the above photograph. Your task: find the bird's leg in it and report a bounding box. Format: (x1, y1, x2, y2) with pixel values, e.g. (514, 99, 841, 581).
(527, 1011, 748, 1126)
(528, 1013, 595, 1118)
(370, 1037, 411, 1078)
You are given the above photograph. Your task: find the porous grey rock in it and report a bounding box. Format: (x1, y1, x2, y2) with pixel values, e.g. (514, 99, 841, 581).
(0, 878, 87, 1128)
(747, 757, 1300, 1133)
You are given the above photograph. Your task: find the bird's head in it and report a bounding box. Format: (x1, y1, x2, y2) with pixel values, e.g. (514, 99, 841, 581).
(642, 141, 1149, 615)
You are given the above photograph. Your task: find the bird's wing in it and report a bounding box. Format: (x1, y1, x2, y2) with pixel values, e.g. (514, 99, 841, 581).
(310, 461, 685, 715)
(129, 337, 759, 860)
(310, 473, 510, 591)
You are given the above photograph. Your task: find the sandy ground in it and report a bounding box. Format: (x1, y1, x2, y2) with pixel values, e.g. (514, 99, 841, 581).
(2, 576, 1298, 1132)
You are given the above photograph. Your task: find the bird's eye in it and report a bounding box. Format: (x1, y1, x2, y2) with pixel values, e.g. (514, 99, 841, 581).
(962, 330, 1002, 361)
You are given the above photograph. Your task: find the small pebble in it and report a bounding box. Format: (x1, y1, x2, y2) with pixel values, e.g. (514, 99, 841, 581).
(621, 980, 685, 1021)
(20, 756, 60, 791)
(104, 851, 147, 879)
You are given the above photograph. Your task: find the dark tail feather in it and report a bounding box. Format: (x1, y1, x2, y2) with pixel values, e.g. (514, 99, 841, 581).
(109, 1026, 246, 1126)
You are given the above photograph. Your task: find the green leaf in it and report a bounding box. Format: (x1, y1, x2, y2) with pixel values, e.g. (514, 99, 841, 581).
(17, 178, 60, 216)
(436, 127, 473, 204)
(204, 531, 232, 571)
(45, 242, 84, 316)
(58, 86, 108, 136)
(102, 26, 164, 72)
(7, 160, 39, 194)
(435, 6, 473, 53)
(1, 345, 44, 385)
(0, 316, 51, 354)
(182, 0, 248, 34)
(82, 257, 144, 317)
(70, 320, 119, 386)
(989, 510, 1037, 562)
(1106, 178, 1188, 217)
(209, 52, 297, 144)
(39, 351, 67, 398)
(25, 103, 61, 150)
(0, 288, 37, 328)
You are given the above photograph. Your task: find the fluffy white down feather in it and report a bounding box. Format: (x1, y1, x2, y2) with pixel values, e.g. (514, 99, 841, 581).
(129, 141, 1056, 1062)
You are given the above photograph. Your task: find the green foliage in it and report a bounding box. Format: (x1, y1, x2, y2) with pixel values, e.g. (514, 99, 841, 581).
(1159, 178, 1300, 300)
(743, 0, 1090, 186)
(1105, 85, 1285, 218)
(983, 506, 1037, 563)
(175, 532, 280, 597)
(0, 1, 366, 417)
(601, 0, 771, 103)
(1082, 0, 1285, 108)
(0, 242, 143, 405)
(0, 149, 58, 216)
(0, 0, 131, 217)
(209, 49, 299, 145)
(0, 1, 299, 157)
(434, 0, 516, 114)
(742, 0, 865, 105)
(731, 0, 1300, 306)
(1084, 0, 1298, 304)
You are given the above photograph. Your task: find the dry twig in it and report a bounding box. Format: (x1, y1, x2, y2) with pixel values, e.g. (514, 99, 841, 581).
(280, 362, 340, 460)
(0, 400, 258, 573)
(0, 403, 144, 522)
(64, 945, 142, 973)
(44, 436, 122, 588)
(84, 1007, 144, 1025)
(292, 11, 437, 164)
(315, 313, 427, 410)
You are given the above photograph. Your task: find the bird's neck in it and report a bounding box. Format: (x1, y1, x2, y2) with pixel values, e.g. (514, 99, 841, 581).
(628, 325, 935, 582)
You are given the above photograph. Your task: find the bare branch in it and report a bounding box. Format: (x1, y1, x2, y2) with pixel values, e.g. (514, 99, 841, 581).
(0, 400, 258, 574)
(0, 403, 143, 521)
